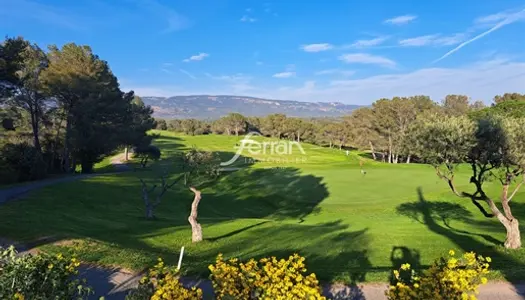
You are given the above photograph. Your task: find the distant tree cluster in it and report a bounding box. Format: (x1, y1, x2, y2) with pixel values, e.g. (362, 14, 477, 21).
(155, 93, 523, 164)
(0, 36, 155, 183)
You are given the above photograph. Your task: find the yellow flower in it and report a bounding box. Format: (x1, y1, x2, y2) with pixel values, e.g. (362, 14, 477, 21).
(449, 250, 455, 256)
(413, 283, 419, 288)
(401, 263, 411, 270)
(481, 277, 488, 284)
(47, 263, 54, 270)
(486, 257, 491, 263)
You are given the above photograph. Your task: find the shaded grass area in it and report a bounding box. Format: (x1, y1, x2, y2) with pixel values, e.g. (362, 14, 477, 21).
(0, 132, 524, 284)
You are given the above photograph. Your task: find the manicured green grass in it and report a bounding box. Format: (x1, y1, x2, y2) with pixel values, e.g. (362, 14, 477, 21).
(0, 131, 524, 283)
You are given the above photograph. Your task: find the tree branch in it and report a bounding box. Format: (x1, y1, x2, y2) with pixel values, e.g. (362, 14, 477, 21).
(508, 174, 525, 202)
(153, 175, 183, 207)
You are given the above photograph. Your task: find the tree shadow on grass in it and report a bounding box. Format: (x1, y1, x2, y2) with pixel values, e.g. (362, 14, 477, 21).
(396, 187, 525, 284)
(0, 158, 332, 264)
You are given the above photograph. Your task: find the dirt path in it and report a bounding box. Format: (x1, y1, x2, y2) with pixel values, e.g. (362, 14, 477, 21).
(110, 152, 132, 172)
(0, 152, 130, 204)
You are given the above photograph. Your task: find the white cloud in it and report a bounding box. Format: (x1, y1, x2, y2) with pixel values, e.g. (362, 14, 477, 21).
(136, 0, 190, 33)
(124, 60, 525, 105)
(475, 10, 515, 24)
(435, 8, 525, 62)
(182, 53, 209, 62)
(399, 35, 439, 46)
(346, 36, 389, 48)
(179, 69, 196, 79)
(240, 15, 257, 22)
(301, 43, 334, 52)
(271, 60, 525, 104)
(433, 33, 466, 46)
(384, 15, 417, 25)
(339, 53, 396, 68)
(315, 69, 355, 77)
(205, 73, 254, 93)
(399, 33, 465, 47)
(273, 72, 296, 78)
(0, 0, 87, 30)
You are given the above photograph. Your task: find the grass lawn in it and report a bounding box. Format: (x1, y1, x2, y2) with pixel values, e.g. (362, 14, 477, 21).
(1, 130, 524, 283)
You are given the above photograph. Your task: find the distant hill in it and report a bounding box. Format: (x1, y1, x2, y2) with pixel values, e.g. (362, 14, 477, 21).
(141, 95, 360, 119)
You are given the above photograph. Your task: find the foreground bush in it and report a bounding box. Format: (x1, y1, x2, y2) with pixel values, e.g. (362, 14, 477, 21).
(0, 246, 92, 299)
(209, 253, 326, 300)
(126, 258, 202, 300)
(387, 250, 490, 300)
(128, 254, 324, 300)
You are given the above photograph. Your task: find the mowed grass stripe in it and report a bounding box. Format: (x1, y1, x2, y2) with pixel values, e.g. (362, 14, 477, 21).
(0, 131, 524, 283)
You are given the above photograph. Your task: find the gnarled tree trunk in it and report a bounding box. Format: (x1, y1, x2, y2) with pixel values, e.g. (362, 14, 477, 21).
(504, 219, 521, 249)
(438, 168, 523, 249)
(500, 180, 522, 249)
(188, 187, 203, 243)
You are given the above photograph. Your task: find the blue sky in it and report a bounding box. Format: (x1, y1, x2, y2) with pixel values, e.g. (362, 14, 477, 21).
(1, 0, 524, 105)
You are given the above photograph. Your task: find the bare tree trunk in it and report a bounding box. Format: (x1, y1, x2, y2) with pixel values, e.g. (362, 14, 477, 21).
(30, 107, 41, 154)
(63, 114, 72, 172)
(406, 155, 411, 164)
(394, 154, 399, 164)
(504, 219, 521, 249)
(500, 182, 522, 249)
(369, 141, 376, 160)
(329, 141, 332, 148)
(125, 147, 129, 161)
(188, 187, 203, 243)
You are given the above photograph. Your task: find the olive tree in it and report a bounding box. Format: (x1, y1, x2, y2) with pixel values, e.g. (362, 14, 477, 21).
(134, 145, 161, 168)
(180, 148, 220, 242)
(138, 173, 182, 219)
(415, 114, 525, 249)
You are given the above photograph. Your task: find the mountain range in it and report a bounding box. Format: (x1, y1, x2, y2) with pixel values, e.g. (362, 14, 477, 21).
(141, 95, 360, 119)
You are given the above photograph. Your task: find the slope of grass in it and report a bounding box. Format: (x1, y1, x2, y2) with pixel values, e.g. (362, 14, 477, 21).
(0, 131, 524, 283)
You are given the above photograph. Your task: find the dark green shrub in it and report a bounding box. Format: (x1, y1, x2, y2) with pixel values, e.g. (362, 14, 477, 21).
(0, 142, 47, 183)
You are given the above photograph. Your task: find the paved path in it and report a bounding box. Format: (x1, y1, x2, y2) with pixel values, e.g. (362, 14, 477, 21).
(79, 267, 525, 300)
(0, 153, 130, 204)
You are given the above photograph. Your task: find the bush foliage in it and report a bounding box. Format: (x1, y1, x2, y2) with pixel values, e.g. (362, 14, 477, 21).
(209, 253, 326, 300)
(126, 258, 202, 300)
(387, 250, 490, 300)
(0, 246, 92, 300)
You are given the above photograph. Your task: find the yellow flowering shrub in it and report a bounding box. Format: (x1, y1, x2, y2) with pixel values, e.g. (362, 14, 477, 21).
(209, 253, 326, 300)
(126, 258, 202, 300)
(386, 250, 490, 300)
(0, 246, 91, 299)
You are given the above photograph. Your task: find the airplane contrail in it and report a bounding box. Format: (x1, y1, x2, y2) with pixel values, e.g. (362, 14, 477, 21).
(434, 9, 525, 63)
